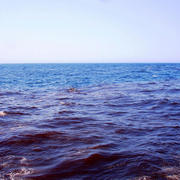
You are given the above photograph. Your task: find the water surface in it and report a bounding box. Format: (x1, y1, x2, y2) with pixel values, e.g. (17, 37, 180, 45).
(0, 63, 180, 179)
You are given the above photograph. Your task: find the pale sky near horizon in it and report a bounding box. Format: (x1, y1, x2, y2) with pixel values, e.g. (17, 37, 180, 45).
(0, 0, 180, 63)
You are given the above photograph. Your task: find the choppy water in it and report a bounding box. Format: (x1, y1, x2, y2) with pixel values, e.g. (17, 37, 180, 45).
(0, 63, 180, 180)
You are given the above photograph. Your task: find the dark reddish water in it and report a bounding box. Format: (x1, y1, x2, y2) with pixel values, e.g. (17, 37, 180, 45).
(0, 64, 180, 179)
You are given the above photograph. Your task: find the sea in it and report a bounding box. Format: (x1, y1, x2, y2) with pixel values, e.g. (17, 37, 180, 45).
(0, 63, 180, 180)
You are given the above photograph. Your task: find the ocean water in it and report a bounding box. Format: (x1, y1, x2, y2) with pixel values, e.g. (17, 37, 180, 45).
(0, 63, 180, 180)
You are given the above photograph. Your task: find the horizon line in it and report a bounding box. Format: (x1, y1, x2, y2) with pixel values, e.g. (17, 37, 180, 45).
(0, 62, 180, 64)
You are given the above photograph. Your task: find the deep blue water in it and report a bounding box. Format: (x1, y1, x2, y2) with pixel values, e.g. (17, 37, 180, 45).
(0, 63, 180, 179)
(0, 63, 180, 90)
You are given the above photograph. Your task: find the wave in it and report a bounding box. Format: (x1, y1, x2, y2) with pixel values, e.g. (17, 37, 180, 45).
(0, 79, 180, 179)
(0, 111, 7, 116)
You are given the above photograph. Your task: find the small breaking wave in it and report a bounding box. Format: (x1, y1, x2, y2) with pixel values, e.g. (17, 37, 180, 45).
(0, 111, 7, 116)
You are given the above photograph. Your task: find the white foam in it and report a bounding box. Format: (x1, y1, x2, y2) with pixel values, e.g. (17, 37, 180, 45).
(0, 111, 7, 116)
(20, 157, 27, 164)
(133, 176, 151, 180)
(166, 174, 179, 179)
(20, 157, 29, 166)
(8, 167, 33, 180)
(161, 166, 180, 174)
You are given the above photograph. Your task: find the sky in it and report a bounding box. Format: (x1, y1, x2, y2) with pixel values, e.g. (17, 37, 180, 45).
(0, 0, 180, 63)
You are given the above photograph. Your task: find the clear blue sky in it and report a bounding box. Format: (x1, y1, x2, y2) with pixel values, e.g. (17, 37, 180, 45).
(0, 0, 180, 63)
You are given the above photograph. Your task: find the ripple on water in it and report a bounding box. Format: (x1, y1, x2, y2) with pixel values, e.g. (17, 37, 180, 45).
(0, 79, 180, 179)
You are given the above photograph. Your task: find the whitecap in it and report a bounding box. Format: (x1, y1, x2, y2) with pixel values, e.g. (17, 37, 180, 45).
(0, 111, 7, 116)
(7, 167, 33, 180)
